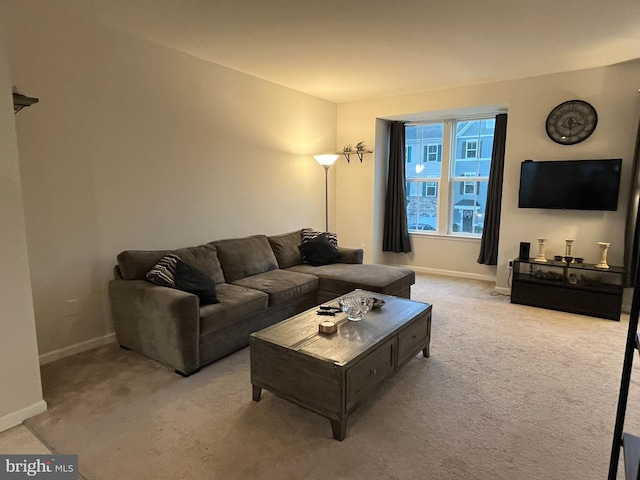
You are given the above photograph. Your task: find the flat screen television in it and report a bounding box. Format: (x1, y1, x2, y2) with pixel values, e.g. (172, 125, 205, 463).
(518, 158, 622, 211)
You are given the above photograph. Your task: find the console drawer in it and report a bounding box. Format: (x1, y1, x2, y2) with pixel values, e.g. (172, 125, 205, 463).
(346, 337, 396, 411)
(397, 314, 428, 366)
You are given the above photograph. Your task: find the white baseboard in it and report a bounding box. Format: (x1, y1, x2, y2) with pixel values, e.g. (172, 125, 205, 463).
(0, 400, 47, 433)
(493, 286, 512, 296)
(39, 333, 117, 366)
(409, 265, 497, 283)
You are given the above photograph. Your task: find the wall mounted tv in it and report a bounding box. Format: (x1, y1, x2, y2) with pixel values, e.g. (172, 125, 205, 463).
(518, 158, 622, 211)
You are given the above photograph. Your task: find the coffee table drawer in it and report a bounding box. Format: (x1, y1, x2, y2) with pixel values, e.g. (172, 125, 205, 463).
(397, 314, 428, 366)
(346, 337, 396, 411)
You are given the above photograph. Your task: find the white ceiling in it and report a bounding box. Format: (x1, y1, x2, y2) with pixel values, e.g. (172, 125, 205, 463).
(59, 0, 640, 103)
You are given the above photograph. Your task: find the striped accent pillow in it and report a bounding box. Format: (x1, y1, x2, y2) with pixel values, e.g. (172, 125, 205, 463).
(301, 228, 338, 248)
(146, 254, 180, 287)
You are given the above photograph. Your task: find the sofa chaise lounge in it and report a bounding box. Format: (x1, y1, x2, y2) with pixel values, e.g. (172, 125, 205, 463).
(109, 229, 415, 376)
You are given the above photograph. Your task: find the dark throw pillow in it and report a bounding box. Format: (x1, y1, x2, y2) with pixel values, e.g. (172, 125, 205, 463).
(299, 234, 340, 266)
(301, 228, 338, 248)
(173, 259, 220, 305)
(146, 254, 180, 287)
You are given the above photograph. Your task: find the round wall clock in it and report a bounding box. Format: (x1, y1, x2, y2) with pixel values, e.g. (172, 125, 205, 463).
(545, 100, 598, 145)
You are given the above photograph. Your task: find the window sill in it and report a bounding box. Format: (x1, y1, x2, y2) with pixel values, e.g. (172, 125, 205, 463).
(409, 232, 481, 242)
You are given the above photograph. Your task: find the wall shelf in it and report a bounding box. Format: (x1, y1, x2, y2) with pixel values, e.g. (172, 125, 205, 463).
(13, 92, 39, 113)
(339, 150, 373, 163)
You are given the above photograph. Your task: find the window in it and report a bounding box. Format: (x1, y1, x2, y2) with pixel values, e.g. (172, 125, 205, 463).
(424, 144, 442, 162)
(405, 117, 497, 236)
(462, 172, 477, 195)
(464, 141, 478, 159)
(405, 146, 413, 163)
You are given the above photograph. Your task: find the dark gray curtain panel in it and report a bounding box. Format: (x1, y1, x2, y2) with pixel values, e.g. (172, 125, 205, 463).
(477, 113, 508, 265)
(383, 121, 411, 253)
(624, 114, 640, 287)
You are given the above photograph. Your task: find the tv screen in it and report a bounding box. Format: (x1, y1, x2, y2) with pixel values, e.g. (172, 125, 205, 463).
(518, 159, 622, 211)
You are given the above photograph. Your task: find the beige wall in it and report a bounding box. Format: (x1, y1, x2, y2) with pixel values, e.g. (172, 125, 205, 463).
(336, 61, 640, 289)
(3, 1, 640, 380)
(0, 19, 46, 431)
(5, 2, 337, 359)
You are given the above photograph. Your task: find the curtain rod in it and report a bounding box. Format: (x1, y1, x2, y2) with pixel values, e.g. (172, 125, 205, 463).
(404, 110, 507, 125)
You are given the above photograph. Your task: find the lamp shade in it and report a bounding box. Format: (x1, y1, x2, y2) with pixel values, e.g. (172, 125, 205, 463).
(314, 154, 339, 167)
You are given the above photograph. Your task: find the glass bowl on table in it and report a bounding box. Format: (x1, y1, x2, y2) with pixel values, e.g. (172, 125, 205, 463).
(339, 294, 374, 322)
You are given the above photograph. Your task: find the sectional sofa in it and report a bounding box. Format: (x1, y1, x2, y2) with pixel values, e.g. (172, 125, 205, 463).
(109, 229, 415, 376)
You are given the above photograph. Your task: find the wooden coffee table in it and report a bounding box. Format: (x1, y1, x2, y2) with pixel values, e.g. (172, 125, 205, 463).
(250, 291, 432, 440)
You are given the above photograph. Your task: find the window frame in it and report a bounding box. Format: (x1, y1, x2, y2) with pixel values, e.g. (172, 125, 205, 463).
(404, 113, 502, 238)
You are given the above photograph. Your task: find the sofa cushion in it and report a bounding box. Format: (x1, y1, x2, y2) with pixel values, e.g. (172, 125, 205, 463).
(173, 260, 220, 305)
(214, 235, 278, 282)
(118, 250, 172, 280)
(173, 244, 225, 284)
(199, 283, 268, 335)
(267, 230, 303, 268)
(118, 243, 225, 284)
(298, 234, 341, 266)
(287, 263, 415, 296)
(230, 269, 319, 306)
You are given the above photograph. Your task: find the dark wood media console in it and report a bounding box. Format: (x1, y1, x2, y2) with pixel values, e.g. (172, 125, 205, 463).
(511, 258, 624, 320)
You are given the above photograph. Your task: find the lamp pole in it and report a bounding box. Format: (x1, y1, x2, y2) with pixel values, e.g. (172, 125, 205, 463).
(313, 154, 339, 231)
(323, 165, 330, 231)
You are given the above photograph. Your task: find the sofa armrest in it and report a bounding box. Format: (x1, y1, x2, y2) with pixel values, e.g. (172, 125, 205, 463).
(337, 247, 364, 264)
(108, 279, 200, 375)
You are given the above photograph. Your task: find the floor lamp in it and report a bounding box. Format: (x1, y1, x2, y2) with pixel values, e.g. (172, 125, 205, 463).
(314, 154, 339, 231)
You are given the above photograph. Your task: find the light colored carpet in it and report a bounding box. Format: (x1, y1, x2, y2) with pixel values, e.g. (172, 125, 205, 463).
(25, 274, 640, 479)
(0, 425, 51, 455)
